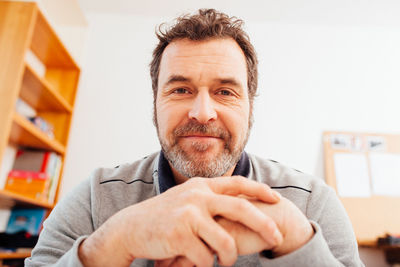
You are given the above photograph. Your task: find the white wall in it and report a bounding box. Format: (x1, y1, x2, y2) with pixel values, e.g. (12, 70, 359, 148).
(246, 22, 400, 178)
(38, 0, 88, 65)
(61, 4, 400, 266)
(62, 12, 400, 194)
(61, 14, 162, 193)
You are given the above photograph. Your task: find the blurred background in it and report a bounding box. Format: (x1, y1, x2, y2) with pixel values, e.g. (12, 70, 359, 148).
(1, 0, 400, 266)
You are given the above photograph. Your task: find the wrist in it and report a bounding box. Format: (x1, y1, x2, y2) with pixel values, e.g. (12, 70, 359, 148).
(78, 237, 98, 267)
(271, 222, 315, 257)
(78, 228, 135, 267)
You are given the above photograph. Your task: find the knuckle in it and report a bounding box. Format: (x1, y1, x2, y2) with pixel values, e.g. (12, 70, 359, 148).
(231, 175, 245, 183)
(187, 177, 203, 186)
(183, 189, 207, 203)
(231, 175, 245, 180)
(174, 230, 186, 244)
(219, 234, 235, 253)
(219, 249, 237, 266)
(230, 176, 247, 188)
(265, 218, 278, 233)
(230, 176, 242, 185)
(260, 218, 274, 235)
(180, 204, 199, 219)
(186, 177, 197, 184)
(235, 198, 250, 211)
(166, 226, 182, 242)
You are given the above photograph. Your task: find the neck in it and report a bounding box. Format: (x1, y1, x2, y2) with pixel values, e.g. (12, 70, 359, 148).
(170, 163, 237, 184)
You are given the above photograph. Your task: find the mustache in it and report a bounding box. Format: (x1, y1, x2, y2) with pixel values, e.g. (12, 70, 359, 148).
(174, 121, 230, 140)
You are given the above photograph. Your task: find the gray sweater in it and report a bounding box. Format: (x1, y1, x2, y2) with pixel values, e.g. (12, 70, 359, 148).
(25, 152, 364, 266)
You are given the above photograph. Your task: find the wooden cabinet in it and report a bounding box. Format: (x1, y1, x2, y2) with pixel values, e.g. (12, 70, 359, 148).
(0, 1, 80, 259)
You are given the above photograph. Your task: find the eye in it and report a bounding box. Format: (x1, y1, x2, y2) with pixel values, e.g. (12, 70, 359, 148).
(217, 89, 234, 96)
(173, 88, 191, 94)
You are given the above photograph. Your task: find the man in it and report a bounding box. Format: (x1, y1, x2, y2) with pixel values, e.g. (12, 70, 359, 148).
(26, 9, 363, 267)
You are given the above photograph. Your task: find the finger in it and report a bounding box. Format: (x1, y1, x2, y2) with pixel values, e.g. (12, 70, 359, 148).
(170, 256, 195, 267)
(196, 216, 237, 266)
(179, 233, 214, 267)
(209, 194, 283, 248)
(207, 176, 281, 203)
(216, 215, 270, 255)
(155, 259, 175, 267)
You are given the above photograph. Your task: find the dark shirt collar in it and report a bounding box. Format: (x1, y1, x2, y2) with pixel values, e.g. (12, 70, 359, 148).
(158, 151, 250, 194)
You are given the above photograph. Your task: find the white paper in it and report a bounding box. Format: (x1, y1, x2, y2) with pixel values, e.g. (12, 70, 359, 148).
(366, 136, 386, 152)
(333, 153, 371, 197)
(369, 153, 400, 196)
(0, 209, 11, 232)
(330, 134, 352, 150)
(330, 134, 364, 151)
(0, 144, 17, 188)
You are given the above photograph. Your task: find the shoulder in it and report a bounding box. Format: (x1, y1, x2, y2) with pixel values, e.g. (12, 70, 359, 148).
(94, 152, 159, 185)
(89, 151, 159, 206)
(58, 152, 160, 228)
(247, 153, 335, 213)
(248, 153, 327, 191)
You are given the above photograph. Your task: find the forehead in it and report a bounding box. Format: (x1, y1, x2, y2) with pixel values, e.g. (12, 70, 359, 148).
(158, 38, 248, 86)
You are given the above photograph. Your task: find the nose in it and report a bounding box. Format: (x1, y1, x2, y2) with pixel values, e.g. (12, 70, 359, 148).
(188, 91, 217, 123)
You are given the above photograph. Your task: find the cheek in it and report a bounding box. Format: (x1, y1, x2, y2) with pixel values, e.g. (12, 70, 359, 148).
(156, 100, 169, 138)
(223, 106, 250, 142)
(156, 101, 187, 138)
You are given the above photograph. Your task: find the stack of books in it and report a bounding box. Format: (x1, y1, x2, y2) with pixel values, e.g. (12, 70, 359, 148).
(4, 148, 62, 203)
(0, 208, 46, 251)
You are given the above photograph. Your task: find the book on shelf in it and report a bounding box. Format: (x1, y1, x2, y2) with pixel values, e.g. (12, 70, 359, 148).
(13, 149, 51, 172)
(15, 98, 55, 139)
(47, 156, 62, 203)
(5, 208, 46, 235)
(0, 208, 44, 251)
(0, 145, 17, 190)
(4, 148, 62, 203)
(5, 170, 49, 201)
(28, 116, 55, 139)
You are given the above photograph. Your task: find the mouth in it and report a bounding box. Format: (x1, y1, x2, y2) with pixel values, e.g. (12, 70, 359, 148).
(178, 134, 223, 146)
(180, 134, 221, 139)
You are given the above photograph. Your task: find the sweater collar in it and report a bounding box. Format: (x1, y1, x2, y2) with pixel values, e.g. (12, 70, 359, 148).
(158, 151, 250, 194)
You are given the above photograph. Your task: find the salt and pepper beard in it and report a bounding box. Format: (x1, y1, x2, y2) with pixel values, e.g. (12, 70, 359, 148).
(157, 120, 250, 178)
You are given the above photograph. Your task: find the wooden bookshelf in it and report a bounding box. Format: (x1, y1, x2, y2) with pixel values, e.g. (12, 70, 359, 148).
(0, 190, 53, 209)
(10, 113, 66, 154)
(30, 8, 78, 69)
(21, 63, 73, 113)
(0, 250, 31, 259)
(0, 1, 80, 260)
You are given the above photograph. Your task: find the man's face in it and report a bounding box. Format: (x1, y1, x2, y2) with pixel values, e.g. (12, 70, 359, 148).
(155, 38, 251, 178)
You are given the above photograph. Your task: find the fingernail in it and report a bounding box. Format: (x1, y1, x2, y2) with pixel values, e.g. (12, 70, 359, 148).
(272, 190, 281, 200)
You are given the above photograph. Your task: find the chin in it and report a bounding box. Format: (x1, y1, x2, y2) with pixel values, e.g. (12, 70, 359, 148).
(184, 147, 223, 159)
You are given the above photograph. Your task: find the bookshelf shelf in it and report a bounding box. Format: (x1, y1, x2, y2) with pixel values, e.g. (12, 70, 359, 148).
(0, 1, 81, 260)
(10, 113, 66, 155)
(30, 9, 78, 69)
(0, 190, 53, 209)
(0, 250, 31, 259)
(21, 63, 73, 113)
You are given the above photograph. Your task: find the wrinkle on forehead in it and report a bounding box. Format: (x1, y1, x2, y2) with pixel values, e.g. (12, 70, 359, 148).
(165, 38, 246, 62)
(158, 38, 248, 89)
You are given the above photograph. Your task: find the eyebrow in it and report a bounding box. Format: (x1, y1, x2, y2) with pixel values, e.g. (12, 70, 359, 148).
(162, 75, 243, 89)
(163, 75, 191, 88)
(216, 78, 242, 88)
